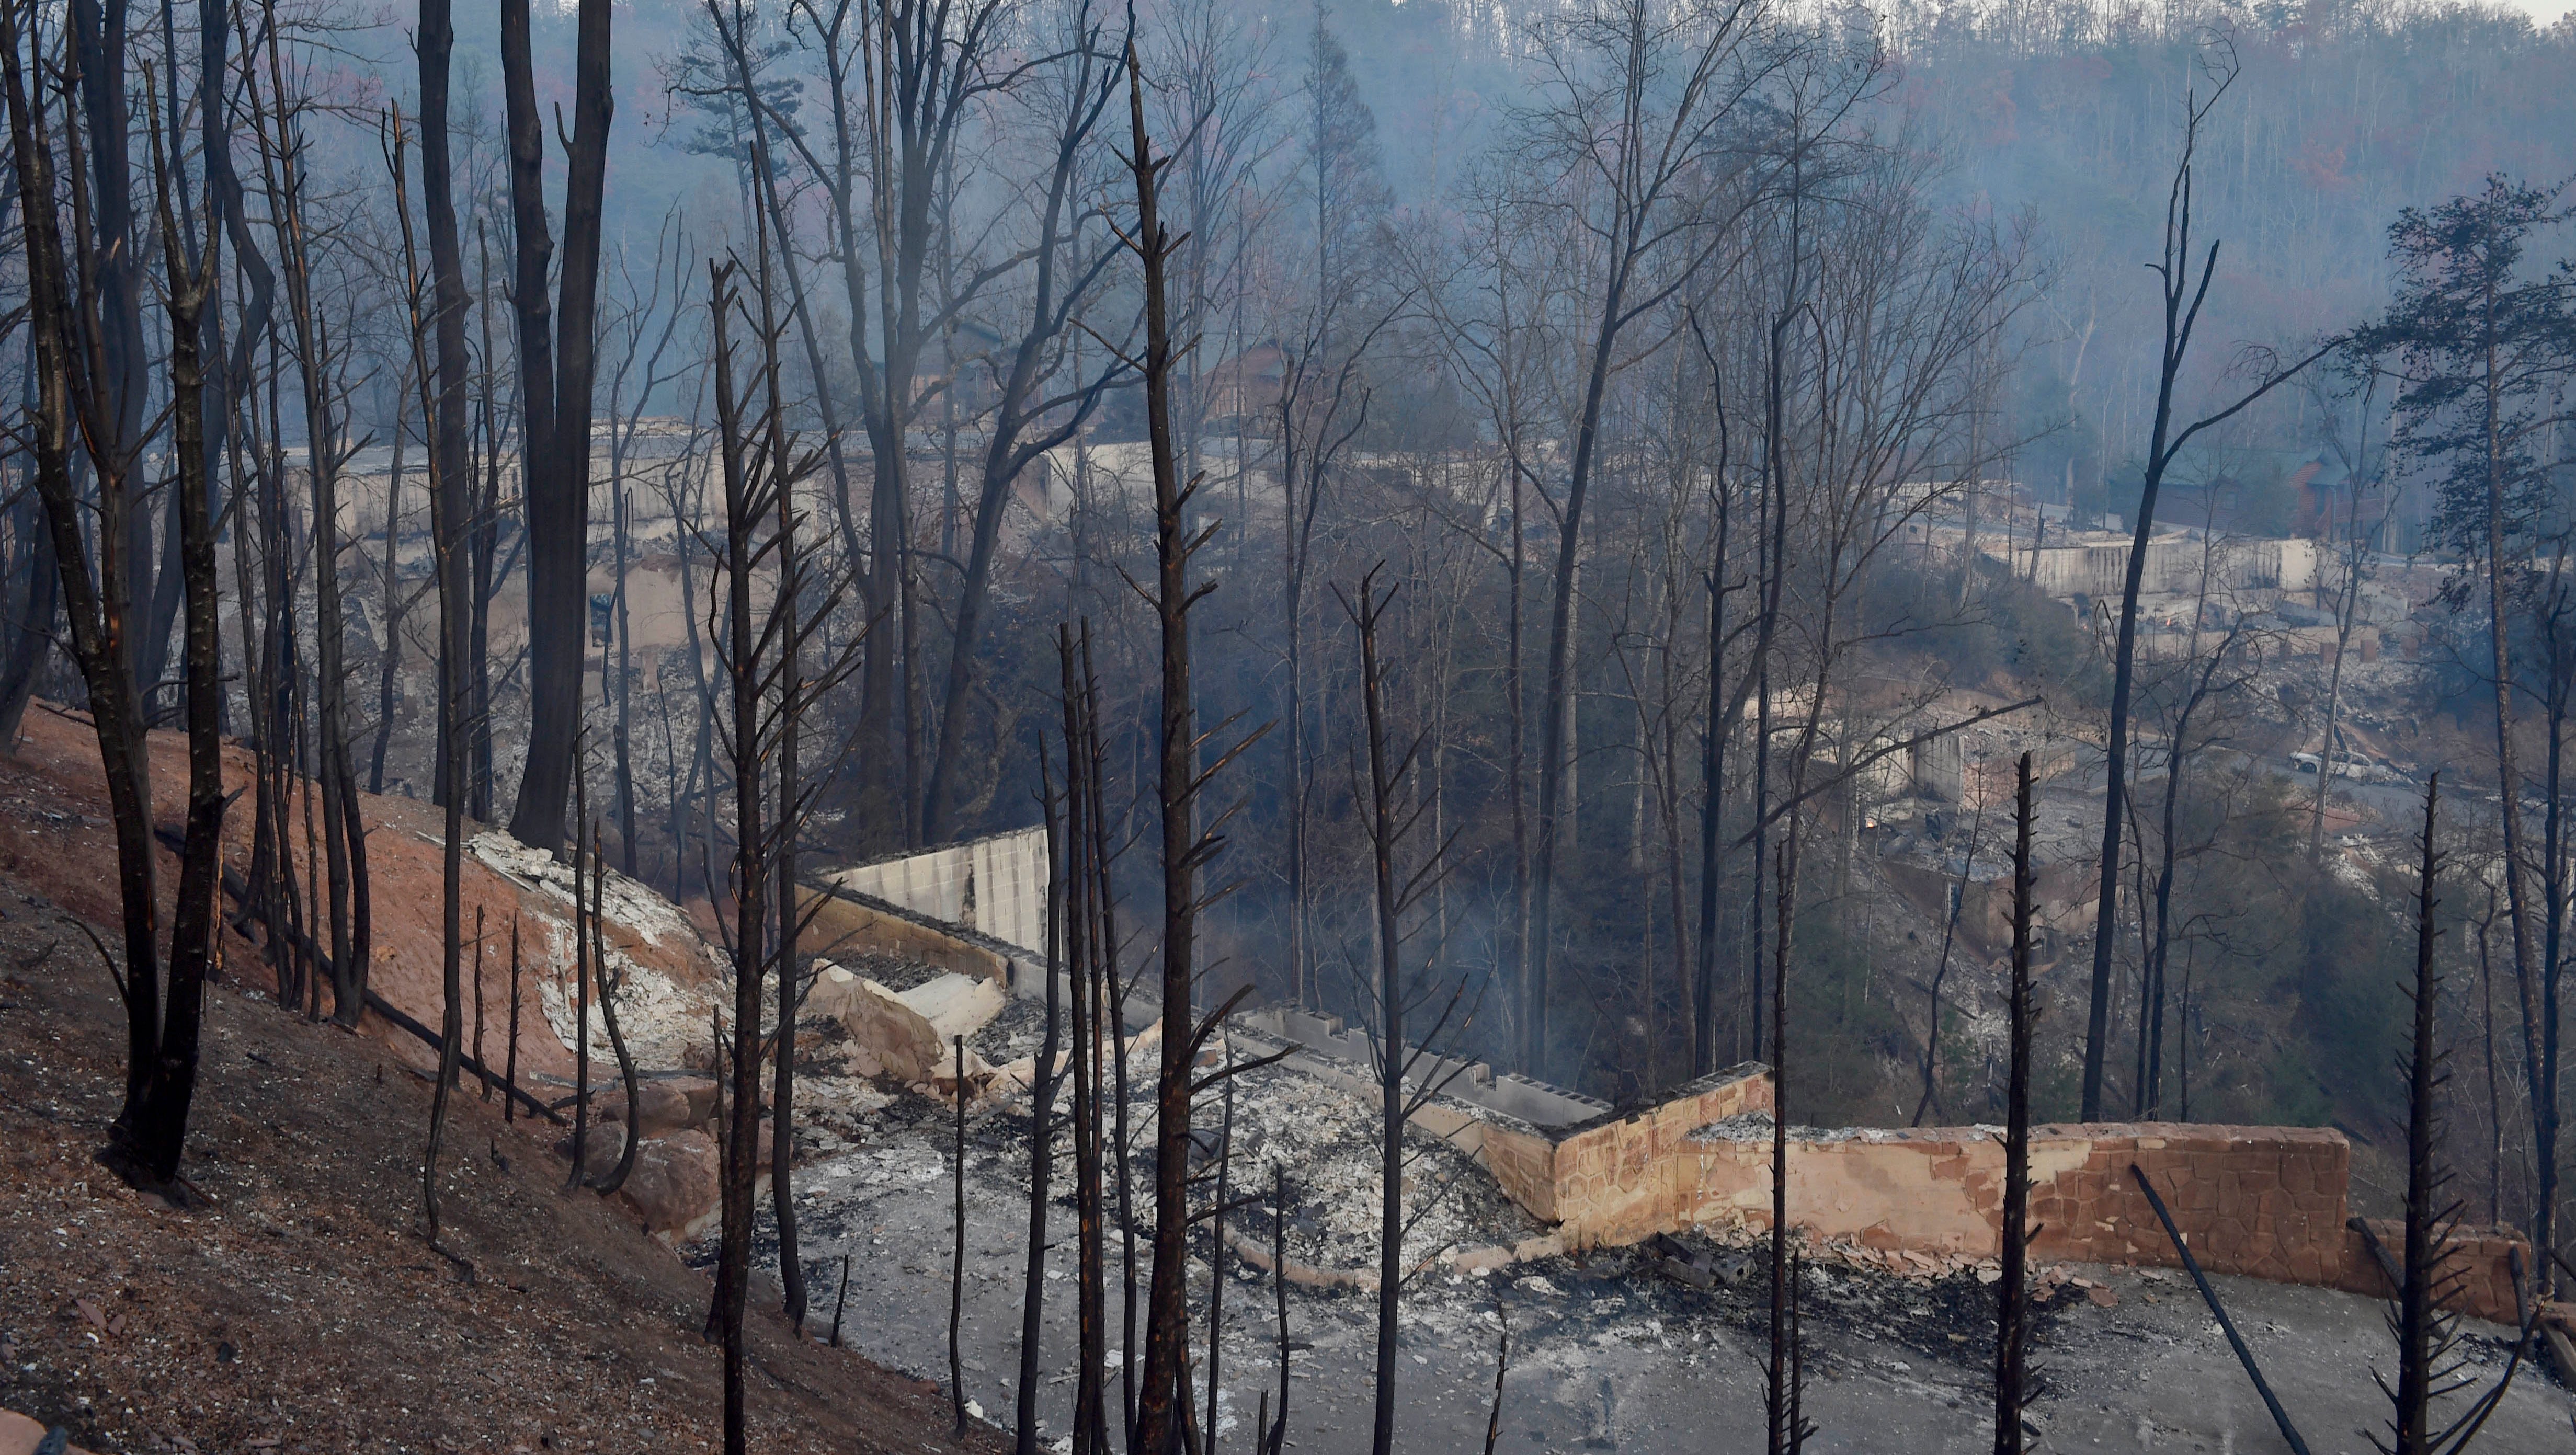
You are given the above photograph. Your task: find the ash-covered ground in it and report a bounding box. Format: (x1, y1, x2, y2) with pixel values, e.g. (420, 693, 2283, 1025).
(685, 1006, 2575, 1454)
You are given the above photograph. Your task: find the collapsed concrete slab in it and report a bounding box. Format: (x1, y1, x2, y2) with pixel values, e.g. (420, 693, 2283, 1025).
(898, 971, 1007, 1042)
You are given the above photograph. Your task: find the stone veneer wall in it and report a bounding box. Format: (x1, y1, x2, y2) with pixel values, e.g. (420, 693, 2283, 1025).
(1501, 1071, 2523, 1325)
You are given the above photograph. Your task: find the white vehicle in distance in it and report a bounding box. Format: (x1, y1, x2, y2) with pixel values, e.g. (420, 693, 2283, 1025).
(2289, 751, 2385, 781)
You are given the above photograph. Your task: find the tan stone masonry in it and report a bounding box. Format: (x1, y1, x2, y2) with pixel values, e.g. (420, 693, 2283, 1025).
(1493, 1068, 2525, 1324)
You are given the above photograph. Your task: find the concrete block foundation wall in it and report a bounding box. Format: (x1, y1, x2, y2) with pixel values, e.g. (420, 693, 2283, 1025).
(824, 827, 1049, 958)
(796, 883, 1030, 988)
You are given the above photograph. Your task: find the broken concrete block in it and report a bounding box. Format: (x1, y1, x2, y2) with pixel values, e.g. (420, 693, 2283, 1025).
(1655, 1256, 1715, 1290)
(896, 971, 1006, 1042)
(804, 967, 948, 1082)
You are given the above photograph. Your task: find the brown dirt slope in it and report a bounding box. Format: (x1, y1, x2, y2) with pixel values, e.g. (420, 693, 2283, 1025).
(0, 713, 1000, 1455)
(0, 702, 723, 1086)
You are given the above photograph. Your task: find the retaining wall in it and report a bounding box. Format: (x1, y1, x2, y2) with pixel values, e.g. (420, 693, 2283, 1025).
(796, 881, 1031, 987)
(824, 827, 1050, 957)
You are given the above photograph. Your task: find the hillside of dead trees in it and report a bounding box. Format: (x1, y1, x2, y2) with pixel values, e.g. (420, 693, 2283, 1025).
(0, 704, 1001, 1455)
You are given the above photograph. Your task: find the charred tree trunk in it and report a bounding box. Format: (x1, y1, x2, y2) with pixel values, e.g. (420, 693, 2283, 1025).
(4, 2, 183, 1188)
(564, 753, 593, 1189)
(1346, 568, 1417, 1455)
(1124, 53, 1229, 1452)
(1691, 366, 1731, 1079)
(502, 0, 613, 856)
(1994, 754, 2035, 1455)
(369, 385, 408, 796)
(950, 1034, 969, 1433)
(468, 224, 501, 821)
(67, 0, 155, 707)
(136, 105, 224, 1188)
(246, 27, 370, 1029)
(1017, 737, 1068, 1455)
(418, 0, 474, 811)
(1064, 623, 1114, 1455)
(504, 916, 523, 1122)
(2393, 775, 2445, 1453)
(590, 823, 640, 1193)
(0, 451, 60, 746)
(390, 106, 470, 1243)
(613, 490, 637, 878)
(709, 261, 767, 1455)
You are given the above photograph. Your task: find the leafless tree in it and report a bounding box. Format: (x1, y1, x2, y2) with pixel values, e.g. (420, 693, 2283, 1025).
(2, 0, 221, 1194)
(1015, 731, 1068, 1455)
(1993, 753, 2035, 1455)
(500, 0, 614, 856)
(388, 104, 468, 1242)
(919, 0, 1131, 840)
(2363, 773, 2545, 1454)
(1115, 50, 1278, 1454)
(1340, 566, 1473, 1455)
(1514, 0, 1786, 1075)
(705, 256, 767, 1455)
(589, 821, 641, 1194)
(2078, 43, 2339, 1119)
(243, 17, 371, 1028)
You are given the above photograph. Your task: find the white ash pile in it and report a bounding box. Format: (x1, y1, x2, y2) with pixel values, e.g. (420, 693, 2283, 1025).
(1687, 1108, 1866, 1145)
(468, 829, 725, 1071)
(791, 952, 1028, 1095)
(1219, 1056, 1545, 1281)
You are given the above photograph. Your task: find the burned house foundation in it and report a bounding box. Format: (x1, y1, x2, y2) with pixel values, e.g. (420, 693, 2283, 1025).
(801, 837, 2530, 1327)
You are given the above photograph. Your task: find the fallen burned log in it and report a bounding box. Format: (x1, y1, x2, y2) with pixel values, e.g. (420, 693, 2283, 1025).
(2129, 1163, 2310, 1455)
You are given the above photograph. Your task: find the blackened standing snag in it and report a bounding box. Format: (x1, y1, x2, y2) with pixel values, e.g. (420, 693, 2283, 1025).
(1995, 751, 2034, 1455)
(952, 1033, 968, 1434)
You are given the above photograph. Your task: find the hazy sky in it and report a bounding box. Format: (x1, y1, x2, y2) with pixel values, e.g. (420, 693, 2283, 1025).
(2500, 0, 2573, 22)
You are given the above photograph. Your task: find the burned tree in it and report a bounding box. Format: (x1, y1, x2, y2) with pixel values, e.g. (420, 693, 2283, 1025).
(2078, 43, 2339, 1119)
(500, 0, 614, 856)
(707, 258, 767, 1455)
(390, 104, 471, 1245)
(697, 236, 854, 1448)
(1994, 753, 2034, 1455)
(1056, 619, 1122, 1455)
(2372, 773, 2543, 1454)
(2392, 774, 2448, 1453)
(950, 1034, 968, 1433)
(1118, 47, 1272, 1455)
(589, 821, 640, 1195)
(415, 0, 474, 812)
(242, 27, 370, 1029)
(1339, 566, 1471, 1455)
(1015, 735, 1069, 1455)
(1, 0, 222, 1193)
